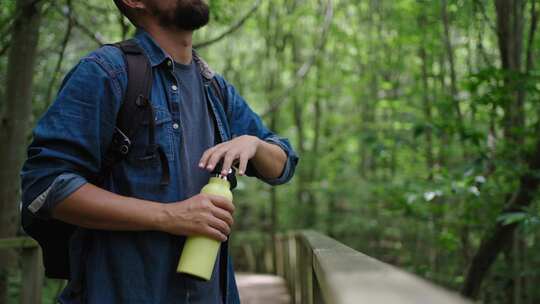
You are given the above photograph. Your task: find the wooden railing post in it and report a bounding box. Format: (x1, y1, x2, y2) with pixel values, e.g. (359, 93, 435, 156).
(274, 234, 284, 277)
(0, 237, 43, 304)
(20, 245, 43, 304)
(297, 231, 314, 304)
(282, 235, 291, 295)
(312, 276, 324, 304)
(281, 235, 288, 298)
(264, 236, 274, 274)
(287, 232, 297, 304)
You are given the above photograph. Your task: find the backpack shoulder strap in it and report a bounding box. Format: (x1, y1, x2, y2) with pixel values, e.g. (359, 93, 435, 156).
(193, 51, 229, 119)
(100, 40, 170, 186)
(114, 40, 153, 142)
(210, 77, 228, 115)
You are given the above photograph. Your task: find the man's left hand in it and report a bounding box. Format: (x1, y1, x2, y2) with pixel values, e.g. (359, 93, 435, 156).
(199, 135, 261, 176)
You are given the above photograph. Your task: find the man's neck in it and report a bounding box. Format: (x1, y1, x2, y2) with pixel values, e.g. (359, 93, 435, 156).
(143, 24, 193, 65)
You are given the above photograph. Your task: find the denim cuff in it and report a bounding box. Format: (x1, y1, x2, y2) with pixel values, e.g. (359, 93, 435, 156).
(27, 173, 88, 219)
(258, 136, 297, 186)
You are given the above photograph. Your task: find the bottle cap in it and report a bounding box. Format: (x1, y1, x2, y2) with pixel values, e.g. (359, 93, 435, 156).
(211, 162, 231, 177)
(211, 162, 236, 186)
(215, 169, 232, 180)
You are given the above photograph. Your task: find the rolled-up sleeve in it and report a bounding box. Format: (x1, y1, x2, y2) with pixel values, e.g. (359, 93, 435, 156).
(261, 135, 297, 185)
(21, 55, 122, 219)
(225, 82, 299, 186)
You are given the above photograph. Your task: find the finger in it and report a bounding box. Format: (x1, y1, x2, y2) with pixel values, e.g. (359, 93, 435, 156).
(238, 152, 249, 176)
(206, 148, 228, 171)
(207, 194, 235, 213)
(211, 205, 234, 227)
(221, 151, 239, 176)
(207, 216, 231, 236)
(199, 149, 213, 169)
(199, 143, 227, 168)
(199, 146, 217, 169)
(204, 226, 227, 242)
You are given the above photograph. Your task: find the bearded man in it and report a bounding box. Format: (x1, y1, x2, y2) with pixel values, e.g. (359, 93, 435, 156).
(19, 1, 298, 303)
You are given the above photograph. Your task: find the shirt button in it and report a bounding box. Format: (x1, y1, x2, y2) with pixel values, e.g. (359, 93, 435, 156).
(166, 60, 172, 67)
(172, 123, 179, 130)
(171, 85, 178, 91)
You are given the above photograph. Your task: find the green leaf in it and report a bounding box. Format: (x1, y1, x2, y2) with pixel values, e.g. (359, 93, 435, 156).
(497, 212, 528, 226)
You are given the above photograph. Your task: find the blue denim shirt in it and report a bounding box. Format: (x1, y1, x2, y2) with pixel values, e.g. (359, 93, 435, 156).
(20, 30, 298, 304)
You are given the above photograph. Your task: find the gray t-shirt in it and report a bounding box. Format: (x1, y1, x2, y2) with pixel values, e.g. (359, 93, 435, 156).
(173, 60, 222, 303)
(174, 60, 215, 197)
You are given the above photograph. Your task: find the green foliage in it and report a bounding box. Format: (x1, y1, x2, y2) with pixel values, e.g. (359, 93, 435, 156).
(1, 0, 540, 303)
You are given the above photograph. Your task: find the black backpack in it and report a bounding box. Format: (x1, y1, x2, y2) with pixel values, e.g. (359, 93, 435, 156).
(21, 40, 234, 279)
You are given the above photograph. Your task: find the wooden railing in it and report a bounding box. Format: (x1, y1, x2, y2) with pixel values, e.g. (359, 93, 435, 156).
(3, 232, 473, 304)
(0, 237, 43, 304)
(274, 230, 472, 304)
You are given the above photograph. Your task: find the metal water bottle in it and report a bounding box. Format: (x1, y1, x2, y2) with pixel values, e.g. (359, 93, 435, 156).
(177, 174, 232, 280)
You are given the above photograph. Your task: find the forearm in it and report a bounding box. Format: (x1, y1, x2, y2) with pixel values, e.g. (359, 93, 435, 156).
(52, 183, 164, 232)
(252, 139, 287, 179)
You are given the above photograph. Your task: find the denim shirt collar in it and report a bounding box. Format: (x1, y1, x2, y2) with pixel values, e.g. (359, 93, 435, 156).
(134, 28, 215, 80)
(134, 28, 169, 67)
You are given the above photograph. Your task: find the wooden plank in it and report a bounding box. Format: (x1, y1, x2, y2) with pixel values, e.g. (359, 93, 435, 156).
(312, 278, 325, 304)
(287, 232, 297, 304)
(275, 235, 284, 277)
(20, 246, 43, 304)
(298, 230, 472, 304)
(296, 234, 314, 304)
(0, 237, 38, 250)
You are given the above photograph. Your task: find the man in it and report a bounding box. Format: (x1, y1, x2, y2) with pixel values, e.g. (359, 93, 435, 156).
(20, 0, 298, 303)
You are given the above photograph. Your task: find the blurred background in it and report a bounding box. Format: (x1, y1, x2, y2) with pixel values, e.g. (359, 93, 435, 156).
(0, 0, 539, 303)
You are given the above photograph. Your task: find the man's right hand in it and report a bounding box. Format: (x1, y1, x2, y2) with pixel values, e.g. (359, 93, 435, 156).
(53, 184, 234, 242)
(157, 194, 235, 241)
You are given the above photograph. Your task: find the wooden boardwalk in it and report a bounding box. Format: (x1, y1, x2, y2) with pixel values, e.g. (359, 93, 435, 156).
(236, 273, 291, 304)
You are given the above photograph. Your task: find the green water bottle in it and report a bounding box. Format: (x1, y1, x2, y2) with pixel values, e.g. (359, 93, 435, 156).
(177, 174, 233, 280)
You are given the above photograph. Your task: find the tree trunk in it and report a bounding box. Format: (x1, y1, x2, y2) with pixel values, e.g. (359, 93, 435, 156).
(362, 0, 380, 179)
(436, 54, 449, 166)
(418, 13, 434, 180)
(0, 0, 43, 301)
(262, 1, 288, 273)
(441, 0, 465, 138)
(461, 0, 538, 299)
(290, 40, 311, 227)
(461, 128, 540, 299)
(306, 58, 323, 222)
(495, 0, 526, 143)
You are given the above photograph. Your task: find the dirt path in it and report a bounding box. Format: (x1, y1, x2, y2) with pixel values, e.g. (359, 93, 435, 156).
(236, 273, 291, 304)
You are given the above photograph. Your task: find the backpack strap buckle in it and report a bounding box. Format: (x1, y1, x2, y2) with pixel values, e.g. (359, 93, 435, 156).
(112, 127, 131, 156)
(135, 94, 148, 107)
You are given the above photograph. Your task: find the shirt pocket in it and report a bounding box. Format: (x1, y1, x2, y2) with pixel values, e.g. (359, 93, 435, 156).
(126, 106, 174, 161)
(119, 106, 174, 197)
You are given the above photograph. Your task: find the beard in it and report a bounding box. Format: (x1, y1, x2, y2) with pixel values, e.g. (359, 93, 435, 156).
(147, 0, 210, 31)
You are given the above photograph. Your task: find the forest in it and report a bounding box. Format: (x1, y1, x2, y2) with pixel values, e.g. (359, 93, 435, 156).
(0, 0, 539, 303)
